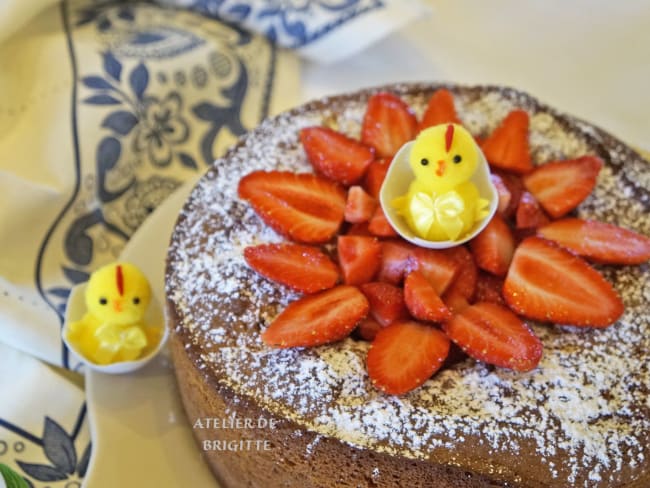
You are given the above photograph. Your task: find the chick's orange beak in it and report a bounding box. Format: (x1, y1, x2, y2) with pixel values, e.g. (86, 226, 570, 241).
(113, 300, 123, 313)
(436, 159, 446, 177)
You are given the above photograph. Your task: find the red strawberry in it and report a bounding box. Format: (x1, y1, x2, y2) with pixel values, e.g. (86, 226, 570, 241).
(443, 288, 471, 315)
(523, 156, 603, 218)
(262, 285, 369, 348)
(475, 272, 506, 306)
(443, 302, 543, 372)
(440, 246, 478, 301)
(346, 222, 372, 236)
(410, 248, 459, 295)
(367, 321, 450, 395)
(377, 239, 415, 285)
(512, 227, 537, 244)
(363, 158, 390, 198)
(469, 214, 515, 277)
(516, 191, 550, 229)
(356, 317, 382, 341)
(481, 110, 533, 174)
(360, 282, 408, 327)
(361, 92, 418, 158)
(537, 218, 650, 265)
(238, 171, 346, 243)
(404, 271, 452, 323)
(494, 170, 525, 218)
(503, 237, 624, 327)
(300, 126, 374, 186)
(244, 244, 339, 294)
(368, 206, 398, 237)
(419, 89, 460, 131)
(490, 173, 512, 216)
(344, 186, 377, 223)
(337, 235, 382, 286)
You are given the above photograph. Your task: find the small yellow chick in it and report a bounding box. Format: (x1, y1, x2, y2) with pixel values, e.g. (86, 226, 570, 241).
(67, 262, 160, 365)
(392, 123, 490, 241)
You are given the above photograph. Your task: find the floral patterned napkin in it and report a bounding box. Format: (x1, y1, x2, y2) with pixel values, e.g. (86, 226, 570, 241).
(0, 1, 427, 486)
(158, 0, 431, 63)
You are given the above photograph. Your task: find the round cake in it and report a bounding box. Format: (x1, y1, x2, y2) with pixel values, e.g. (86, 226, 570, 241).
(165, 83, 650, 487)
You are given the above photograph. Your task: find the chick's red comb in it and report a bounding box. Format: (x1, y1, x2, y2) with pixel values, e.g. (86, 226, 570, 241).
(116, 265, 124, 296)
(445, 124, 454, 153)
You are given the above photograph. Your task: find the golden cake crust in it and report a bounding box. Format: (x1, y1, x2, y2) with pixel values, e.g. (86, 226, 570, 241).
(166, 83, 650, 488)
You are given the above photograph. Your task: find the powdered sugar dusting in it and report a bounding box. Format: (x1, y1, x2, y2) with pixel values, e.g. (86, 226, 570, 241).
(167, 84, 650, 487)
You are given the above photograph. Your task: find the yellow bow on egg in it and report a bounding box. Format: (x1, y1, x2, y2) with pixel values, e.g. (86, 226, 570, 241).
(94, 323, 148, 363)
(409, 191, 467, 241)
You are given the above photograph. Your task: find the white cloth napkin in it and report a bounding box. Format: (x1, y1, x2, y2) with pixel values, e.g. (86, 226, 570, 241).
(0, 0, 426, 485)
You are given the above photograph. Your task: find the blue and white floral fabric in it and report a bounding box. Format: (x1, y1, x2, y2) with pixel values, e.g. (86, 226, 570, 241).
(158, 0, 431, 63)
(0, 343, 90, 488)
(0, 0, 427, 485)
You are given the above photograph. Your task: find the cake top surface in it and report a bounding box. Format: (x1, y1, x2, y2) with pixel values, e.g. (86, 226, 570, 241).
(166, 84, 650, 487)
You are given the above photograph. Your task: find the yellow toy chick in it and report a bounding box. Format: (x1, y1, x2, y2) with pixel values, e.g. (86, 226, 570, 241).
(392, 123, 490, 241)
(66, 262, 160, 365)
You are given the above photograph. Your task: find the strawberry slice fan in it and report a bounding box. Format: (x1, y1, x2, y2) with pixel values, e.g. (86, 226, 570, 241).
(238, 89, 650, 396)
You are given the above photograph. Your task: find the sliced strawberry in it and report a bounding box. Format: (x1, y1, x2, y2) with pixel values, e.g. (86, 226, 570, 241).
(410, 248, 459, 295)
(481, 110, 533, 174)
(300, 126, 374, 186)
(440, 246, 478, 301)
(337, 235, 382, 286)
(443, 288, 471, 315)
(523, 156, 603, 218)
(375, 240, 458, 292)
(516, 191, 550, 229)
(368, 206, 398, 237)
(356, 317, 382, 342)
(475, 272, 506, 306)
(238, 171, 346, 243)
(494, 170, 525, 218)
(262, 285, 369, 348)
(443, 302, 543, 372)
(361, 92, 418, 158)
(503, 237, 624, 327)
(419, 89, 460, 131)
(404, 271, 452, 323)
(377, 239, 415, 285)
(244, 243, 339, 294)
(490, 173, 512, 216)
(346, 222, 372, 236)
(363, 158, 390, 198)
(538, 218, 650, 265)
(344, 186, 377, 223)
(360, 282, 408, 327)
(470, 214, 515, 277)
(367, 321, 450, 395)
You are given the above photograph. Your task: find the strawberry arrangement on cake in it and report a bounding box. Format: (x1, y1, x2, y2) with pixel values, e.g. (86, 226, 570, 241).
(166, 83, 650, 487)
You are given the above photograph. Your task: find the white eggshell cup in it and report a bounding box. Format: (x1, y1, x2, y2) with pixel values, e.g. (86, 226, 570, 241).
(379, 141, 499, 249)
(62, 283, 168, 374)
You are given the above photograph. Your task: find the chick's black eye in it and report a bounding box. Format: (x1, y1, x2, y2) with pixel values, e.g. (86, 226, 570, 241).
(133, 297, 140, 305)
(420, 158, 429, 166)
(453, 155, 462, 164)
(99, 298, 107, 305)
